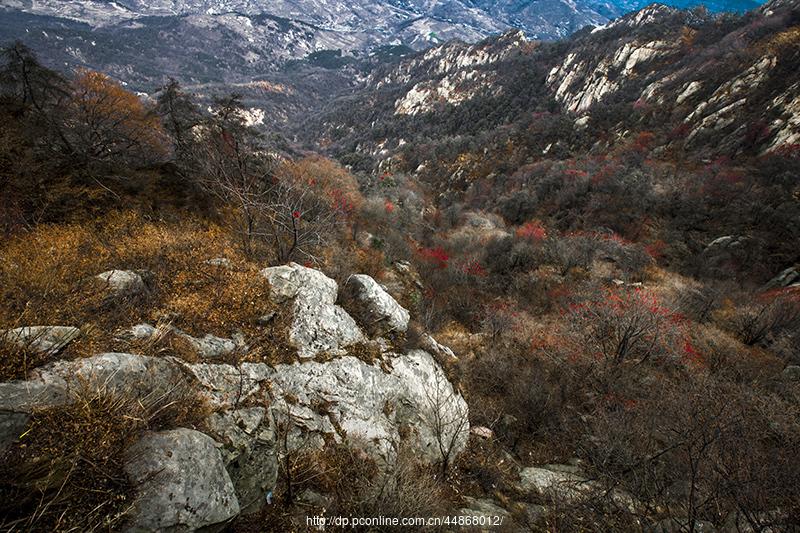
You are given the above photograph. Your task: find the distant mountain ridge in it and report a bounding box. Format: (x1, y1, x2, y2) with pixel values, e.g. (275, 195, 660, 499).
(1, 0, 767, 91)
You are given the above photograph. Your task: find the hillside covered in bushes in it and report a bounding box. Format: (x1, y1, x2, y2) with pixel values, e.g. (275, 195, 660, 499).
(1, 0, 800, 530)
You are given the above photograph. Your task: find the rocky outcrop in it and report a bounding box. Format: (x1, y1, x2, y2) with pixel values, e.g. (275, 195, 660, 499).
(0, 352, 192, 450)
(458, 497, 512, 523)
(261, 263, 364, 358)
(344, 274, 410, 336)
(185, 348, 470, 466)
(184, 362, 272, 410)
(0, 265, 468, 529)
(116, 323, 242, 360)
(518, 464, 639, 512)
(765, 267, 800, 290)
(125, 428, 240, 532)
(205, 408, 278, 513)
(420, 333, 458, 361)
(30, 352, 191, 399)
(518, 465, 589, 502)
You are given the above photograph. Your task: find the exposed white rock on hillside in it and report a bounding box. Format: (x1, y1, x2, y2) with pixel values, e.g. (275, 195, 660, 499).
(344, 274, 410, 335)
(261, 262, 365, 358)
(125, 428, 241, 532)
(546, 39, 679, 113)
(0, 265, 469, 531)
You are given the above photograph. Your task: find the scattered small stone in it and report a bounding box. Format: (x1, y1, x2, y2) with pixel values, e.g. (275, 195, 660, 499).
(121, 323, 157, 341)
(204, 258, 233, 269)
(782, 365, 800, 381)
(95, 269, 147, 295)
(179, 332, 238, 360)
(471, 426, 494, 439)
(256, 311, 276, 326)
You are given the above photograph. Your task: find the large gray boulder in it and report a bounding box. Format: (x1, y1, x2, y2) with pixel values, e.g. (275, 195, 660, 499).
(0, 380, 70, 450)
(344, 274, 410, 336)
(1, 326, 80, 354)
(261, 263, 364, 358)
(124, 428, 240, 532)
(261, 262, 337, 305)
(420, 333, 457, 361)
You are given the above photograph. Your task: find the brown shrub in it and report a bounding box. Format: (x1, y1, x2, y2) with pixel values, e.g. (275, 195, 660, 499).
(330, 446, 447, 530)
(727, 289, 800, 348)
(0, 341, 55, 381)
(453, 435, 522, 498)
(162, 266, 273, 337)
(579, 378, 800, 531)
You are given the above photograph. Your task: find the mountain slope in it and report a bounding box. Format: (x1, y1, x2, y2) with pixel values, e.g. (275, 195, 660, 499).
(304, 0, 800, 166)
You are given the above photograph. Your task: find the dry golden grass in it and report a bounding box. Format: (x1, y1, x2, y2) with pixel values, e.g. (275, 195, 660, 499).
(162, 266, 273, 337)
(0, 210, 293, 375)
(0, 342, 55, 382)
(236, 304, 299, 366)
(344, 341, 384, 366)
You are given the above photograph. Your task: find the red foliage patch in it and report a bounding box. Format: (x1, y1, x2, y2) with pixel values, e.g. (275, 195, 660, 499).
(516, 220, 547, 242)
(418, 246, 450, 269)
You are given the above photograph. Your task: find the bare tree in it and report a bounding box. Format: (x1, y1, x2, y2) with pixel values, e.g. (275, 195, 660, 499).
(569, 287, 684, 367)
(261, 180, 341, 264)
(191, 96, 341, 262)
(155, 78, 202, 161)
(421, 370, 469, 478)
